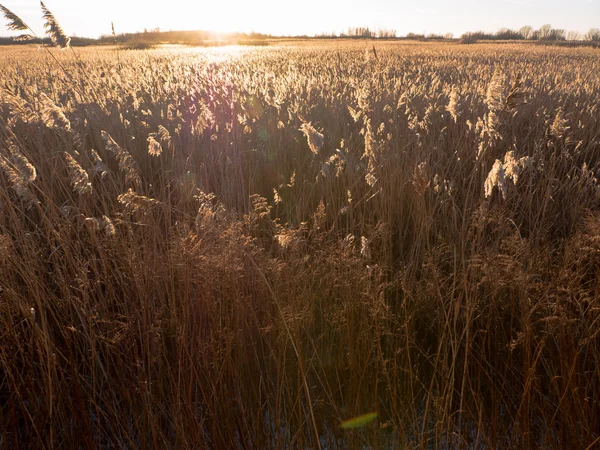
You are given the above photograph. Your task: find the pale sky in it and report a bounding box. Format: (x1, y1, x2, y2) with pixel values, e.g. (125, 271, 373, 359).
(0, 0, 598, 38)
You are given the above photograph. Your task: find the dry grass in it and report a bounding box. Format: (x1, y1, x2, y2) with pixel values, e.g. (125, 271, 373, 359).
(0, 41, 600, 449)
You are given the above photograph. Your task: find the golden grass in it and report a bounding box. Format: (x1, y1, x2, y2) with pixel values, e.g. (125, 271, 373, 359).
(0, 41, 600, 449)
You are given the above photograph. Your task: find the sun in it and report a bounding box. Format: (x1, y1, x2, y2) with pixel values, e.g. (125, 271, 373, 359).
(140, 0, 272, 35)
(0, 0, 349, 40)
(78, 0, 270, 38)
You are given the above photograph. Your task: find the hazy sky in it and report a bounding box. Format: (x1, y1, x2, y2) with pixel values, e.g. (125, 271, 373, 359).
(0, 0, 598, 38)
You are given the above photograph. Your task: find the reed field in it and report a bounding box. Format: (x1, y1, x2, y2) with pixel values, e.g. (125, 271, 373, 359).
(1, 40, 600, 449)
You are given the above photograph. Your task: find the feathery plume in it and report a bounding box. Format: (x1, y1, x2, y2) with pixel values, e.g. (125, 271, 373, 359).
(275, 232, 293, 249)
(484, 159, 506, 199)
(485, 68, 506, 112)
(101, 215, 116, 236)
(89, 149, 108, 178)
(363, 119, 378, 187)
(485, 151, 532, 199)
(0, 89, 37, 125)
(7, 145, 36, 183)
(118, 189, 160, 214)
(486, 110, 501, 140)
(40, 1, 70, 48)
(502, 151, 521, 184)
(300, 122, 324, 155)
(146, 125, 171, 157)
(503, 150, 531, 184)
(63, 152, 92, 195)
(14, 34, 34, 41)
(84, 215, 116, 237)
(273, 188, 282, 205)
(505, 73, 527, 110)
(360, 236, 372, 259)
(101, 131, 141, 186)
(147, 135, 162, 157)
(348, 105, 363, 123)
(0, 151, 38, 207)
(157, 125, 172, 147)
(550, 109, 569, 139)
(412, 161, 430, 196)
(342, 234, 355, 253)
(40, 93, 71, 130)
(447, 90, 460, 123)
(0, 5, 29, 31)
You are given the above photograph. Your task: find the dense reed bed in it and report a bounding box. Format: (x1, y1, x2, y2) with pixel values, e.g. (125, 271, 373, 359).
(1, 41, 600, 449)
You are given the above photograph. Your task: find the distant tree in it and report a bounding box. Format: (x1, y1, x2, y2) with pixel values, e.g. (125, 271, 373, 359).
(377, 28, 396, 38)
(444, 33, 454, 39)
(406, 32, 425, 40)
(496, 28, 522, 40)
(460, 33, 478, 44)
(552, 28, 566, 40)
(316, 31, 338, 38)
(520, 25, 534, 40)
(538, 24, 565, 41)
(539, 24, 553, 40)
(566, 30, 581, 41)
(585, 28, 600, 41)
(347, 26, 375, 38)
(467, 31, 494, 40)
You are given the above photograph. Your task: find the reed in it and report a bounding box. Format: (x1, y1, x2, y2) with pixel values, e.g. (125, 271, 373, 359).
(0, 39, 599, 449)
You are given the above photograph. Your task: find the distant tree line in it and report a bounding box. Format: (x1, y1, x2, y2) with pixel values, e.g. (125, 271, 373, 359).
(315, 24, 600, 43)
(316, 27, 453, 39)
(96, 29, 271, 46)
(315, 27, 399, 39)
(461, 25, 600, 43)
(0, 24, 599, 46)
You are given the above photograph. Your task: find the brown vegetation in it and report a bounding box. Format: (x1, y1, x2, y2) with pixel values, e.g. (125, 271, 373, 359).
(0, 41, 600, 449)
